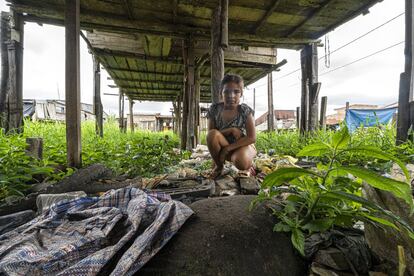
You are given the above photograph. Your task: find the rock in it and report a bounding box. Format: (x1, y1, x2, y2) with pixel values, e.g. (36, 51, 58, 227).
(214, 175, 239, 196)
(0, 210, 35, 235)
(310, 263, 340, 276)
(314, 248, 350, 271)
(390, 163, 414, 183)
(363, 183, 414, 275)
(240, 177, 259, 195)
(36, 191, 87, 214)
(140, 196, 307, 276)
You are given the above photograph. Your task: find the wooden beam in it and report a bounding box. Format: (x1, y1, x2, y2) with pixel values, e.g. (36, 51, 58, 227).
(211, 3, 225, 104)
(93, 56, 103, 137)
(109, 85, 181, 93)
(181, 40, 188, 150)
(95, 48, 183, 65)
(65, 0, 81, 168)
(320, 96, 327, 131)
(0, 12, 10, 129)
(129, 99, 134, 133)
(308, 44, 320, 131)
(106, 67, 211, 79)
(252, 0, 282, 34)
(267, 73, 274, 132)
(113, 78, 210, 87)
(286, 0, 335, 37)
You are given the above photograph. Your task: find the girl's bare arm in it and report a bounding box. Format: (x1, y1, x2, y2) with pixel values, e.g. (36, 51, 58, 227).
(221, 114, 256, 154)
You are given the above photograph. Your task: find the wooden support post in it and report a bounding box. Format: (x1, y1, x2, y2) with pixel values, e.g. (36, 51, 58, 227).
(300, 47, 309, 135)
(267, 73, 274, 132)
(181, 41, 189, 150)
(119, 91, 123, 131)
(211, 0, 227, 104)
(6, 10, 24, 134)
(186, 37, 196, 150)
(195, 69, 201, 145)
(320, 96, 327, 131)
(296, 106, 301, 131)
(177, 94, 182, 135)
(0, 12, 10, 130)
(129, 99, 134, 133)
(93, 56, 103, 137)
(397, 0, 414, 143)
(26, 137, 43, 160)
(346, 101, 350, 113)
(65, 0, 81, 168)
(253, 88, 256, 112)
(308, 43, 320, 131)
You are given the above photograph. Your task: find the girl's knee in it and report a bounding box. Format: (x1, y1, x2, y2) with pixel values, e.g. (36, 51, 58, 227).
(232, 154, 252, 170)
(207, 129, 220, 143)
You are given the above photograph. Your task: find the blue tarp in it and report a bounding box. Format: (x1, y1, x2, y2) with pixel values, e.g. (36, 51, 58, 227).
(345, 107, 397, 132)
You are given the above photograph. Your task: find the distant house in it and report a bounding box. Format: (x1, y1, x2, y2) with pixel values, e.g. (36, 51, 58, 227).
(127, 113, 173, 132)
(255, 110, 296, 131)
(326, 104, 379, 125)
(23, 99, 107, 122)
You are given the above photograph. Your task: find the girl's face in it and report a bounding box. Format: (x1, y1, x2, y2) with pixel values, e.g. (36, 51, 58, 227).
(222, 82, 243, 107)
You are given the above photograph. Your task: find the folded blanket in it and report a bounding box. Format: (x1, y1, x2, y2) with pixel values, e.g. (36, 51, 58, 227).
(0, 188, 193, 276)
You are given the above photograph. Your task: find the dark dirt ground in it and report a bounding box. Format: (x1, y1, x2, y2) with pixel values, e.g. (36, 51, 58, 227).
(140, 195, 307, 276)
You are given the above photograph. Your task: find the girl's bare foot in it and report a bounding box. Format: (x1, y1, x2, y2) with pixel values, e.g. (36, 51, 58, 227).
(209, 165, 223, 179)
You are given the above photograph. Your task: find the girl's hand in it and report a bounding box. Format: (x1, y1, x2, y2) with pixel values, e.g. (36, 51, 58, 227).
(231, 128, 242, 140)
(219, 146, 230, 164)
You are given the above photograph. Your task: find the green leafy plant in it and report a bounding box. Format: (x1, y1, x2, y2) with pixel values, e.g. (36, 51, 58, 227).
(254, 126, 414, 255)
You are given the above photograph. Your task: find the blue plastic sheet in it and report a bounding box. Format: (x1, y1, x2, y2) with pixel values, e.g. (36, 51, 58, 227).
(345, 108, 397, 133)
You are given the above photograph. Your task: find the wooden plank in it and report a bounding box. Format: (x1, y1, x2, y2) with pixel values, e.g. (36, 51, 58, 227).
(65, 0, 81, 168)
(320, 96, 327, 130)
(211, 3, 224, 104)
(267, 72, 274, 131)
(6, 10, 24, 133)
(253, 88, 256, 112)
(0, 12, 10, 129)
(94, 48, 183, 64)
(286, 0, 335, 37)
(26, 137, 43, 160)
(252, 0, 282, 34)
(93, 56, 103, 137)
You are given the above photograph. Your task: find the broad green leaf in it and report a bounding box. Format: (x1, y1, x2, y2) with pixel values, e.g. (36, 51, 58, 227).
(325, 190, 414, 233)
(273, 222, 291, 232)
(297, 143, 332, 157)
(332, 127, 350, 149)
(291, 228, 305, 256)
(302, 219, 334, 233)
(263, 167, 320, 188)
(338, 166, 413, 210)
(360, 213, 399, 231)
(345, 146, 410, 181)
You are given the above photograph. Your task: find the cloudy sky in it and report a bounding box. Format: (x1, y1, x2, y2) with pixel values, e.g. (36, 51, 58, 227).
(0, 0, 405, 117)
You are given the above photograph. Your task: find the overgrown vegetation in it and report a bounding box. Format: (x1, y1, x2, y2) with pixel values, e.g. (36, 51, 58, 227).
(254, 126, 414, 255)
(0, 119, 182, 200)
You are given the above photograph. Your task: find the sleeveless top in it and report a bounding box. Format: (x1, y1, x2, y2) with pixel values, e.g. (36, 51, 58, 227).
(206, 103, 254, 143)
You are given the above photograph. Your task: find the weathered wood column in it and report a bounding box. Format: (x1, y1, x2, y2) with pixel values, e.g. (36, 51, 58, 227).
(296, 106, 301, 130)
(308, 44, 321, 131)
(0, 12, 10, 130)
(93, 56, 103, 137)
(129, 99, 134, 133)
(397, 0, 414, 143)
(267, 73, 275, 131)
(118, 91, 126, 132)
(185, 37, 196, 150)
(211, 0, 228, 104)
(300, 48, 309, 134)
(320, 96, 327, 130)
(6, 10, 24, 134)
(300, 43, 321, 134)
(181, 44, 189, 149)
(195, 69, 201, 145)
(65, 0, 81, 167)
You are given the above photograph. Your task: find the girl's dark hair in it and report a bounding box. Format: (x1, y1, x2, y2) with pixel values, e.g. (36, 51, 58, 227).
(220, 74, 244, 90)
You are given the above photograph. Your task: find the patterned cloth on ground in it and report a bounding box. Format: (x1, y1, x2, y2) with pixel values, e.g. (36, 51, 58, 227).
(0, 188, 194, 276)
